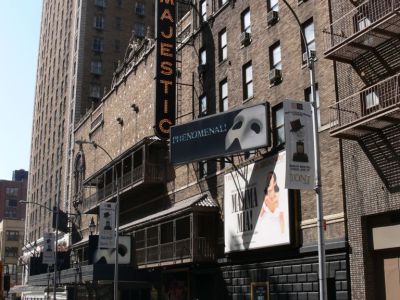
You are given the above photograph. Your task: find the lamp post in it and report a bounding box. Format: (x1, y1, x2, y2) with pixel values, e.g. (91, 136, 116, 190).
(89, 217, 96, 235)
(75, 140, 120, 300)
(20, 200, 59, 300)
(279, 1, 327, 299)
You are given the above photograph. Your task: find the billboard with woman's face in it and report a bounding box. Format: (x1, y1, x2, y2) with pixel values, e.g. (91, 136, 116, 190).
(224, 151, 291, 252)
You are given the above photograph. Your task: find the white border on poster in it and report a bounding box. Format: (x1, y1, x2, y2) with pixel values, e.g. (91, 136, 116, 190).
(224, 152, 290, 253)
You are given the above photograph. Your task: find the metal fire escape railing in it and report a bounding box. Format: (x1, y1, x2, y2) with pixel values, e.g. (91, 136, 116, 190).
(329, 72, 400, 138)
(323, 0, 400, 59)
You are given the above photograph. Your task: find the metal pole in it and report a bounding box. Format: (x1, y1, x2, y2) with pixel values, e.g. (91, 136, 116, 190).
(280, 1, 327, 299)
(114, 174, 120, 300)
(54, 198, 59, 300)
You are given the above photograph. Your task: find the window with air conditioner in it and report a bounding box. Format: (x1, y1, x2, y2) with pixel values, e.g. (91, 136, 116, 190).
(269, 42, 282, 85)
(301, 18, 315, 64)
(240, 8, 251, 46)
(267, 0, 279, 26)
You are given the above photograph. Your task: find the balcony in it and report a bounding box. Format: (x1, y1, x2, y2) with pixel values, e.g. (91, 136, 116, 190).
(121, 194, 219, 268)
(329, 73, 400, 139)
(324, 0, 400, 84)
(82, 138, 172, 213)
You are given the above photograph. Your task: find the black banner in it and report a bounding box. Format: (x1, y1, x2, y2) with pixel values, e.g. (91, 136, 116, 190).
(154, 0, 176, 140)
(170, 103, 270, 164)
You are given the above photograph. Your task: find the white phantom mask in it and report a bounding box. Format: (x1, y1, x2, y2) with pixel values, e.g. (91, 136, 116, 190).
(225, 105, 267, 151)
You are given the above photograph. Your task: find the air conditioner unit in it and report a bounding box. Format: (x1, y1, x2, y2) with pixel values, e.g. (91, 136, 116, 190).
(302, 50, 316, 63)
(269, 68, 282, 85)
(240, 32, 251, 46)
(267, 10, 279, 26)
(198, 64, 207, 75)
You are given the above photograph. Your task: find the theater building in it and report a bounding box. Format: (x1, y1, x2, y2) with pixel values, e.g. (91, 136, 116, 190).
(28, 0, 350, 299)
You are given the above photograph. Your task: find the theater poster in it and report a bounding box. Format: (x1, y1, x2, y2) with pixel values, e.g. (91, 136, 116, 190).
(283, 100, 315, 190)
(224, 152, 290, 253)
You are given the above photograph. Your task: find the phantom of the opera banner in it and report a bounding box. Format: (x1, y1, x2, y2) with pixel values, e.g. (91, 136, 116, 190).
(224, 152, 290, 252)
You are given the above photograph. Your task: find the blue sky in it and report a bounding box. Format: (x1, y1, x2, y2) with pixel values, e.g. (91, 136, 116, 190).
(0, 2, 42, 180)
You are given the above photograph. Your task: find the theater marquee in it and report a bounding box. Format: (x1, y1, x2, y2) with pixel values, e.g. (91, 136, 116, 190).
(154, 0, 176, 140)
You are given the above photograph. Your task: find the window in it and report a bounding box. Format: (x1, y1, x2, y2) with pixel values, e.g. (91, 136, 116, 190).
(243, 62, 253, 100)
(272, 104, 285, 146)
(200, 0, 207, 22)
(199, 161, 208, 178)
(363, 90, 380, 113)
(305, 84, 321, 128)
(5, 247, 18, 258)
(219, 0, 228, 7)
(135, 3, 145, 16)
(91, 61, 102, 74)
(6, 231, 19, 241)
(115, 17, 122, 30)
(93, 15, 105, 29)
(199, 94, 207, 117)
(268, 0, 279, 12)
(6, 199, 18, 207)
(301, 19, 315, 63)
(199, 48, 207, 65)
(218, 29, 227, 62)
(134, 23, 146, 37)
(220, 79, 228, 112)
(93, 37, 104, 52)
(6, 187, 18, 198)
(241, 8, 251, 33)
(95, 0, 106, 8)
(270, 42, 282, 70)
(90, 84, 101, 98)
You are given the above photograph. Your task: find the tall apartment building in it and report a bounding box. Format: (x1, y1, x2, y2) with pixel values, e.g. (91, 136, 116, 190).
(324, 0, 400, 299)
(25, 0, 348, 298)
(24, 0, 154, 290)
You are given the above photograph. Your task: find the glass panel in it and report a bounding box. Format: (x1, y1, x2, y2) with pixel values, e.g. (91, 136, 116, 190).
(147, 226, 158, 246)
(270, 0, 278, 11)
(133, 148, 143, 167)
(272, 45, 281, 69)
(245, 65, 253, 82)
(176, 216, 190, 240)
(243, 10, 251, 33)
(200, 49, 206, 65)
(161, 221, 173, 243)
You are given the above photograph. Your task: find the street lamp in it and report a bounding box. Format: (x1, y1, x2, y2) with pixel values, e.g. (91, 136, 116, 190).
(280, 1, 327, 299)
(20, 200, 59, 300)
(89, 217, 96, 235)
(75, 139, 120, 300)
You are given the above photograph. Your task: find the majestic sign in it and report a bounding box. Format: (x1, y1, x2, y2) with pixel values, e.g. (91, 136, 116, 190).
(154, 0, 176, 140)
(224, 152, 290, 252)
(170, 103, 270, 164)
(99, 202, 116, 249)
(283, 100, 315, 190)
(42, 232, 55, 265)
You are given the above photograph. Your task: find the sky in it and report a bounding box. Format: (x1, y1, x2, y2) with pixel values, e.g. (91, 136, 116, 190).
(0, 2, 42, 180)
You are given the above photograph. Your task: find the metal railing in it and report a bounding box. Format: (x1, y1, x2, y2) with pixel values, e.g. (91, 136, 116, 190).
(136, 237, 214, 266)
(324, 0, 400, 52)
(330, 73, 400, 132)
(82, 163, 164, 211)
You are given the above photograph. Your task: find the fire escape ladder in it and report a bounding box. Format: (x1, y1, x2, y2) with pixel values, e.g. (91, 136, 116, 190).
(358, 123, 400, 192)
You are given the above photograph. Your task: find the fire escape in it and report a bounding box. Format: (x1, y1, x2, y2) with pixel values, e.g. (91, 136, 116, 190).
(324, 0, 400, 191)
